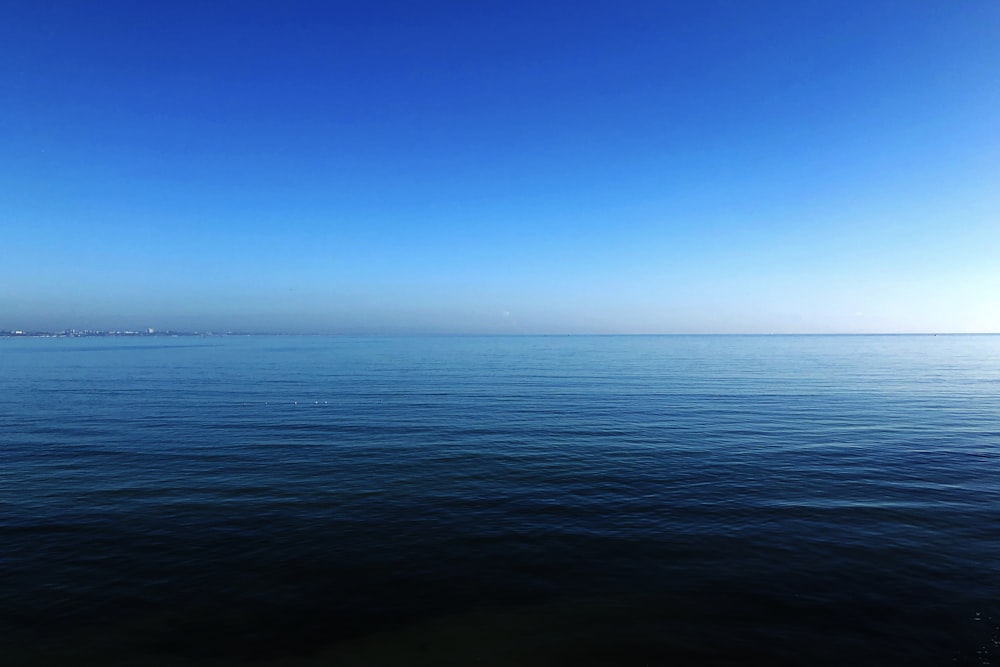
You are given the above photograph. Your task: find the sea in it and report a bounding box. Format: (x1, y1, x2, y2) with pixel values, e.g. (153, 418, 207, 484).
(2, 334, 998, 665)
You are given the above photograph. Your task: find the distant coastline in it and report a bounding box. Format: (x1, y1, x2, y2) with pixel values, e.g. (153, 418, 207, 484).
(0, 329, 251, 338)
(2, 330, 996, 338)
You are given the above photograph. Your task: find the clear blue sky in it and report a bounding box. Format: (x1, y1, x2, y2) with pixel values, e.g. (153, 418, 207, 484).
(3, 1, 998, 333)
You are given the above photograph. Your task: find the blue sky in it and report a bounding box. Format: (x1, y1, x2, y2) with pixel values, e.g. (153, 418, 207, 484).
(3, 1, 998, 333)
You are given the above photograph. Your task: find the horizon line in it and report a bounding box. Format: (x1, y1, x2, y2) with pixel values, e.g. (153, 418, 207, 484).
(3, 330, 999, 337)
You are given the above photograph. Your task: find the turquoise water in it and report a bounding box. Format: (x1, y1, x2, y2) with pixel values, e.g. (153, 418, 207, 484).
(2, 335, 999, 665)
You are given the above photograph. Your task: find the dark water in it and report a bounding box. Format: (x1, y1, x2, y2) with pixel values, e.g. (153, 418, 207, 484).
(2, 335, 999, 665)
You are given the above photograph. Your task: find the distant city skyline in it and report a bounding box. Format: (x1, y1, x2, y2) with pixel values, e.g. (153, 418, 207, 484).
(3, 1, 998, 334)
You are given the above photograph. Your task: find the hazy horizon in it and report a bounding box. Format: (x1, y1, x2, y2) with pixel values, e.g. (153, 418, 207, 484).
(4, 327, 998, 337)
(4, 1, 998, 334)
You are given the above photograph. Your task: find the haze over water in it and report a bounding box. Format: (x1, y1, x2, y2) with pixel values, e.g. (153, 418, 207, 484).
(3, 334, 999, 665)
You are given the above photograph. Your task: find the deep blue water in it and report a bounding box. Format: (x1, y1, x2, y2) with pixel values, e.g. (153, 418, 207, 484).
(2, 335, 999, 665)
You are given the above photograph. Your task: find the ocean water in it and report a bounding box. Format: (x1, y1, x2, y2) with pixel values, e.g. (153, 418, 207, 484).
(2, 334, 999, 665)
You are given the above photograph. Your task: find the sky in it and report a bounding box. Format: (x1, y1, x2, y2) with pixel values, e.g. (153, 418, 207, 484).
(2, 1, 998, 334)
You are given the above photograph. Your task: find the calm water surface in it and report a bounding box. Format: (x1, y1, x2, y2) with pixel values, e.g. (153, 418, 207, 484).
(2, 335, 999, 665)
